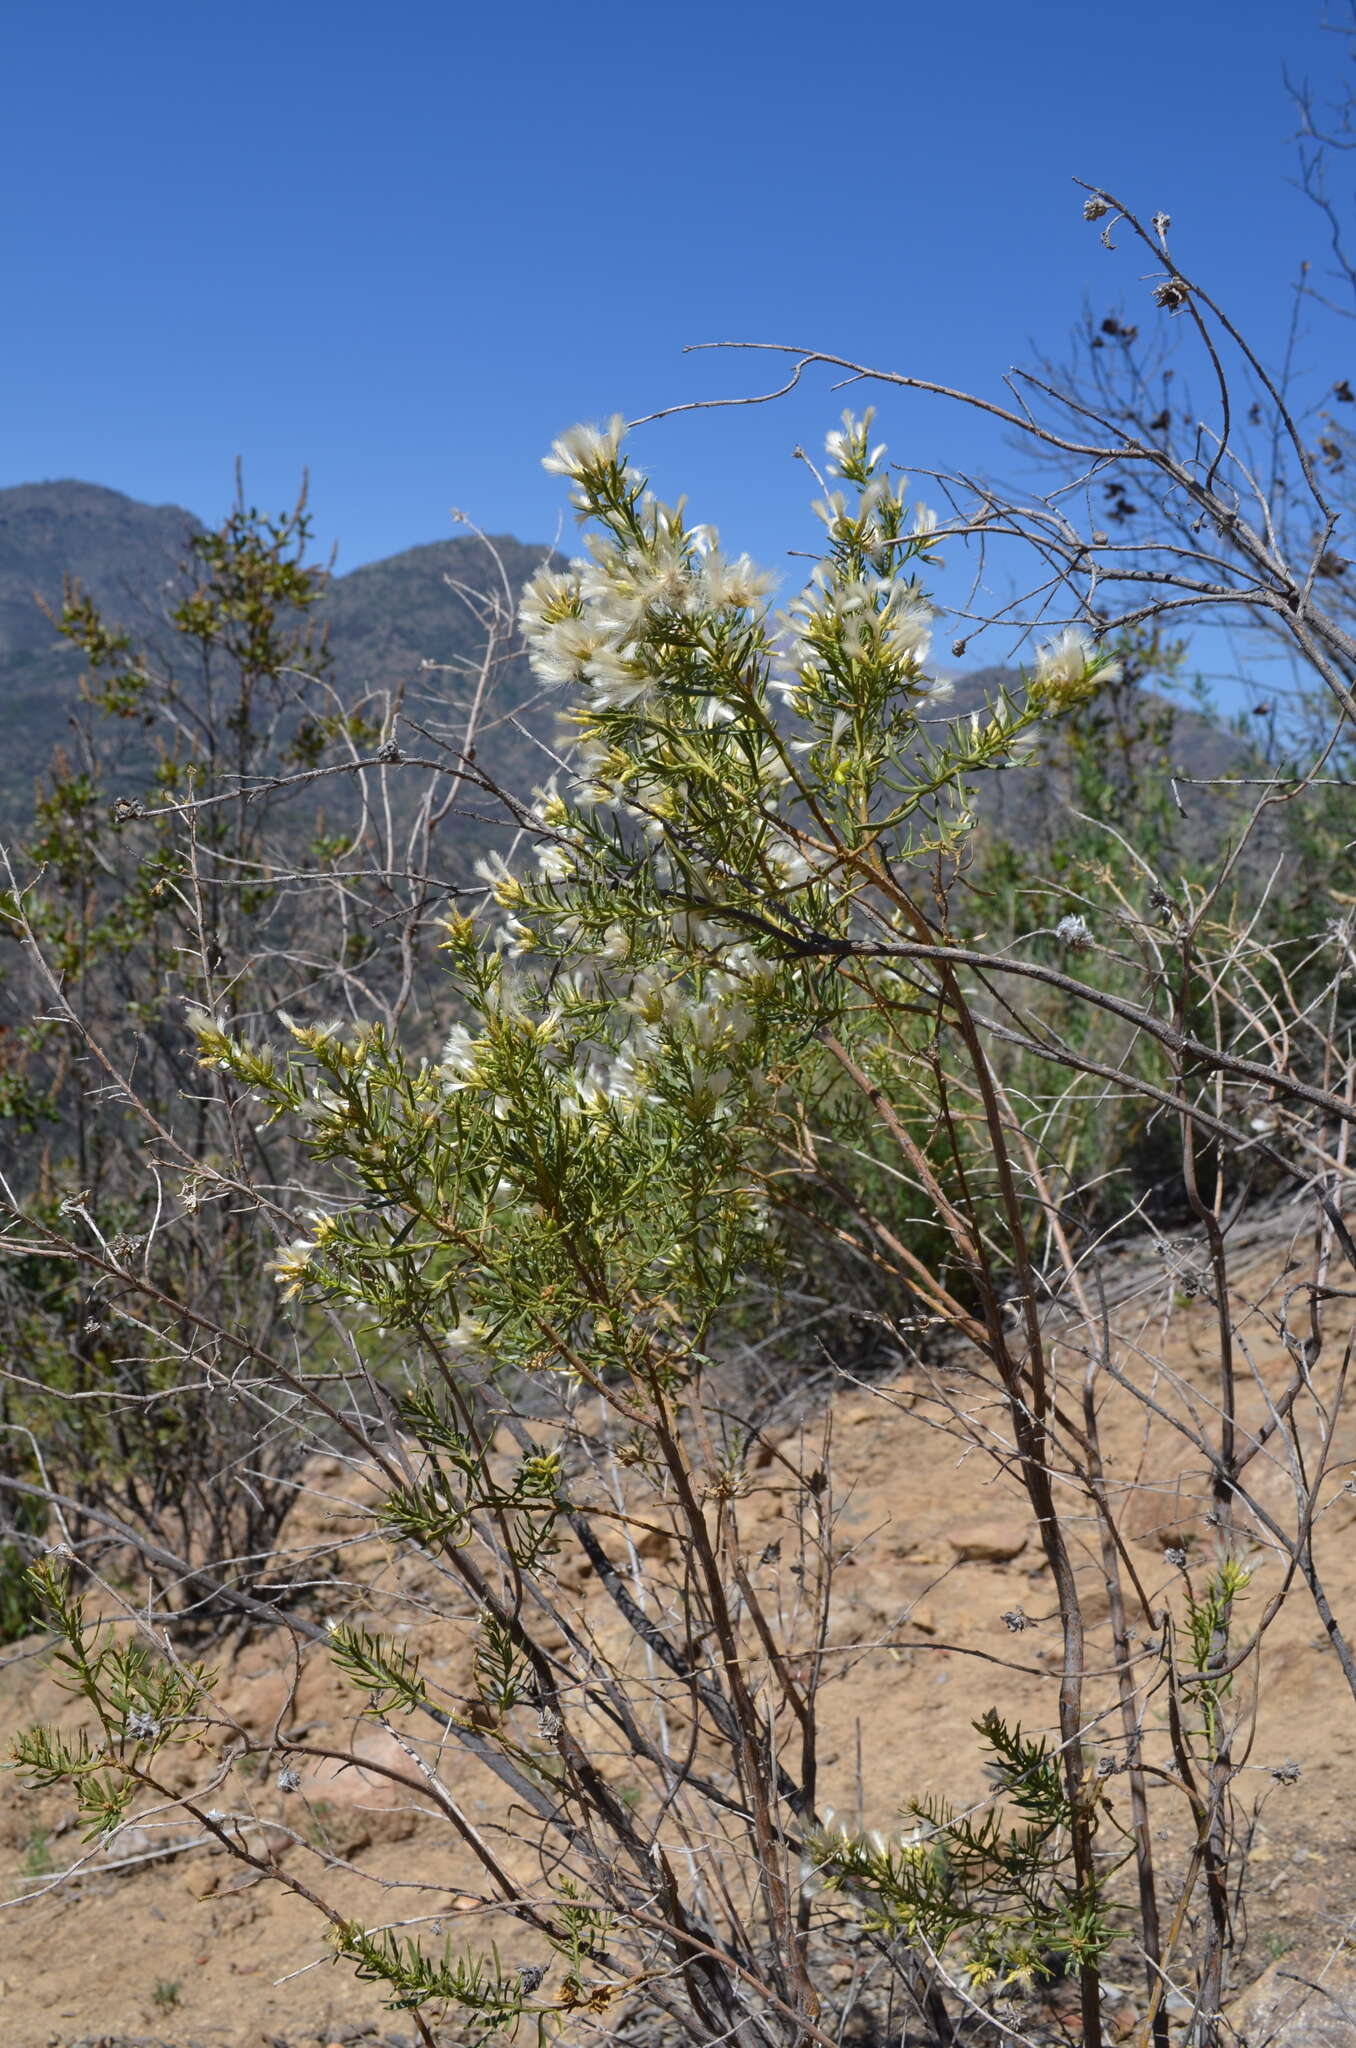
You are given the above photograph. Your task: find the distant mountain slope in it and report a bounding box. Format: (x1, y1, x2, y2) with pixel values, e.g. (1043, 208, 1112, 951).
(0, 482, 556, 833)
(0, 480, 1271, 877)
(0, 483, 198, 820)
(320, 532, 559, 826)
(0, 480, 194, 656)
(935, 665, 1276, 873)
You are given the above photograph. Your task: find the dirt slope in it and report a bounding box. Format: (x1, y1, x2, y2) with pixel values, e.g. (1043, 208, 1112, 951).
(3, 1212, 1354, 2048)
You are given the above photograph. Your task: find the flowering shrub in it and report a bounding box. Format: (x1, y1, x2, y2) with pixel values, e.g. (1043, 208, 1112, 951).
(7, 406, 1354, 2048)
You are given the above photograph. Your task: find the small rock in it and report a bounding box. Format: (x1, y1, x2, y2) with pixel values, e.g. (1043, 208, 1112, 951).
(328, 1817, 373, 1858)
(825, 1600, 868, 1647)
(1224, 1957, 1356, 2045)
(183, 1851, 225, 1899)
(947, 1520, 1028, 1564)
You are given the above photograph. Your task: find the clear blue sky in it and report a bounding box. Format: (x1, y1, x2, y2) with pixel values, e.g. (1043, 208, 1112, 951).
(2, 0, 1346, 675)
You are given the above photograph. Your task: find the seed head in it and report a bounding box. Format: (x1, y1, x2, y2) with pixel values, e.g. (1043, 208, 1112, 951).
(1056, 913, 1094, 952)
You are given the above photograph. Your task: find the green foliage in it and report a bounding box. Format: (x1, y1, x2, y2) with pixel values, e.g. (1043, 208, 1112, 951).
(549, 1875, 612, 1978)
(377, 1387, 561, 1567)
(1179, 1551, 1252, 1746)
(814, 1712, 1112, 1993)
(9, 1560, 213, 1842)
(180, 417, 1065, 1409)
(474, 1611, 532, 1719)
(0, 1486, 46, 1644)
(335, 1921, 541, 2028)
(6, 408, 1345, 2048)
(105, 415, 1131, 2031)
(0, 487, 388, 1607)
(325, 1623, 428, 1717)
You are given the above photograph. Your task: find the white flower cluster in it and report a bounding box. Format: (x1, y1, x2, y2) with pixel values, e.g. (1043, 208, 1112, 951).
(269, 1237, 318, 1300)
(439, 1022, 485, 1090)
(1028, 627, 1121, 714)
(519, 421, 775, 723)
(782, 564, 935, 681)
(556, 959, 764, 1124)
(770, 417, 948, 721)
(824, 420, 888, 476)
(541, 418, 627, 474)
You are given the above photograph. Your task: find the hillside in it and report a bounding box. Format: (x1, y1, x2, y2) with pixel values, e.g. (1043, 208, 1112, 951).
(0, 481, 1270, 874)
(2, 1210, 1351, 2048)
(0, 483, 197, 819)
(0, 483, 555, 836)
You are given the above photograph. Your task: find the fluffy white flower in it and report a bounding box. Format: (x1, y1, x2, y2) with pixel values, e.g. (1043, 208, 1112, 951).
(1035, 628, 1093, 690)
(700, 550, 775, 611)
(881, 597, 933, 667)
(601, 1037, 652, 1110)
(721, 941, 777, 989)
(689, 998, 752, 1052)
(499, 916, 537, 956)
(530, 780, 569, 830)
(624, 965, 682, 1025)
(811, 490, 850, 534)
(183, 1004, 221, 1040)
(756, 744, 792, 788)
(439, 1024, 484, 1087)
(527, 613, 618, 688)
(689, 1064, 735, 1116)
(542, 415, 627, 480)
(765, 839, 813, 890)
(518, 566, 581, 644)
(566, 1068, 611, 1118)
(580, 536, 687, 632)
(587, 655, 655, 711)
(698, 695, 738, 727)
(536, 842, 576, 883)
(634, 541, 701, 618)
(473, 851, 524, 908)
(445, 1314, 488, 1354)
(823, 411, 887, 477)
(269, 1239, 317, 1301)
(1030, 627, 1121, 712)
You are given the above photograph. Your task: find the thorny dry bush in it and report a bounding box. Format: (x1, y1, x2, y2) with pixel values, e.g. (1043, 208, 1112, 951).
(1, 180, 1356, 2048)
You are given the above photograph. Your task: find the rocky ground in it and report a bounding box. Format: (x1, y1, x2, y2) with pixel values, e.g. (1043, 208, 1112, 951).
(4, 1207, 1356, 2047)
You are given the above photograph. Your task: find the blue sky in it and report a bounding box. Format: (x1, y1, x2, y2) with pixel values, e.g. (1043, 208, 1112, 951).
(2, 0, 1347, 688)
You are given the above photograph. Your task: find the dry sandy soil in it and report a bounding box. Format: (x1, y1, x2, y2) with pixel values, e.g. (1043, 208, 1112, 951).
(4, 1211, 1356, 2048)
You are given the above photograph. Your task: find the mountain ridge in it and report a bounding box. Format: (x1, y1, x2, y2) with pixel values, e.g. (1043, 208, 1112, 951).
(0, 480, 1267, 874)
(0, 480, 554, 829)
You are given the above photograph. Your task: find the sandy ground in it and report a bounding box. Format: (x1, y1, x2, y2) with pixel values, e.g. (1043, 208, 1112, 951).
(4, 1212, 1356, 2048)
